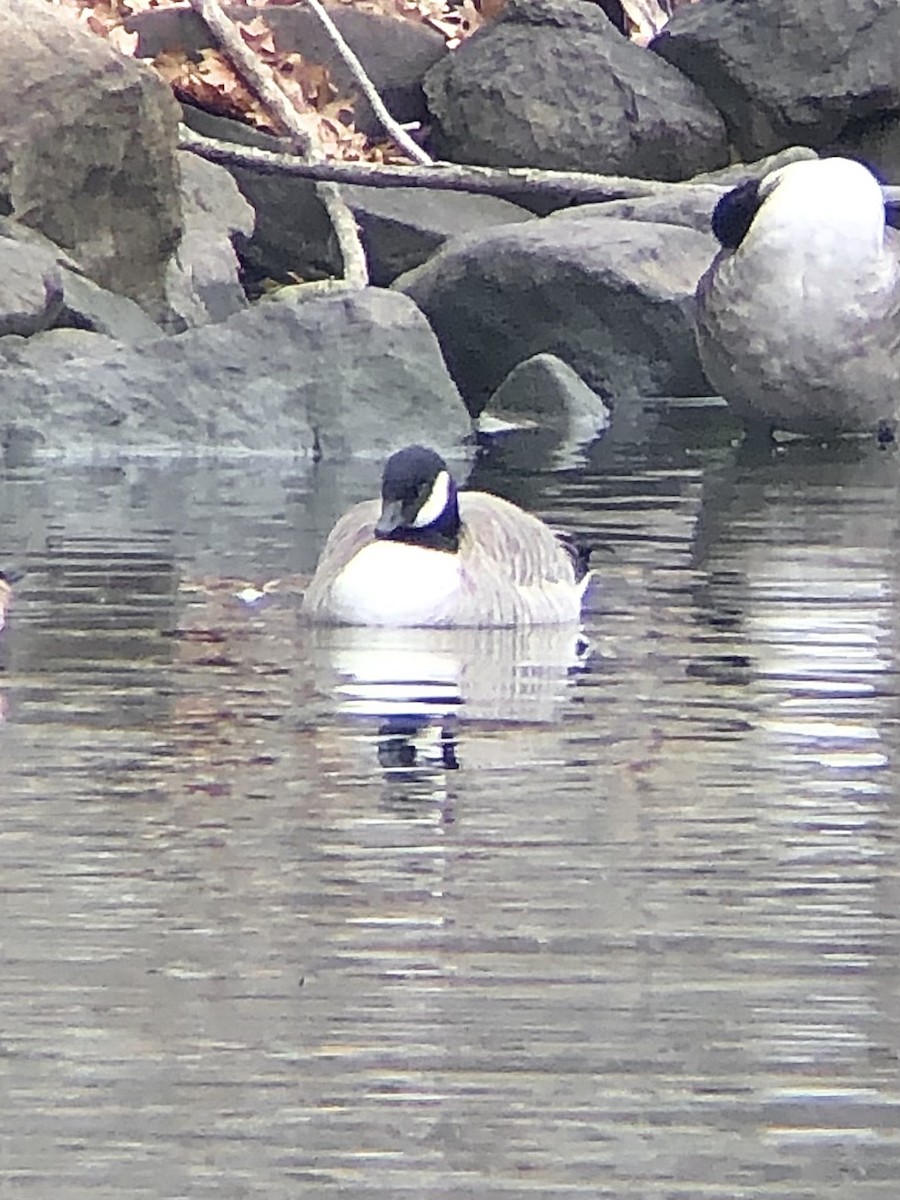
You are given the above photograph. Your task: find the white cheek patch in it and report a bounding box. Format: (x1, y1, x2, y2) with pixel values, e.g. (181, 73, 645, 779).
(412, 470, 451, 528)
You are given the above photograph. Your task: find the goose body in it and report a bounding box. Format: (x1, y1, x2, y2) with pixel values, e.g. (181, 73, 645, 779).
(301, 446, 590, 627)
(695, 157, 900, 437)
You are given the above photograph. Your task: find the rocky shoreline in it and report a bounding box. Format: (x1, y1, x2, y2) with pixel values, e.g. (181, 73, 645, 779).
(2, 0, 898, 460)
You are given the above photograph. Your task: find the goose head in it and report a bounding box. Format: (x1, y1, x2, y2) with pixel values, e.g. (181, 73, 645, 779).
(711, 157, 889, 259)
(375, 445, 461, 552)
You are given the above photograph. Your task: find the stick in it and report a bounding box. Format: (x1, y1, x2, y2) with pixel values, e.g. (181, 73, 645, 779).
(179, 126, 712, 204)
(186, 0, 367, 286)
(302, 0, 433, 166)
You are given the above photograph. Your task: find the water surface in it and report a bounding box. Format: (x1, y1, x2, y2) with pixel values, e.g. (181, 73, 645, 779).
(1, 407, 899, 1198)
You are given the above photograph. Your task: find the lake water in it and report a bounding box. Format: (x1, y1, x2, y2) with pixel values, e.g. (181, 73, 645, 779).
(1, 402, 899, 1198)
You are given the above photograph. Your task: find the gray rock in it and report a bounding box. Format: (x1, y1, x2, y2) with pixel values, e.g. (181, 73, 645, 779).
(395, 215, 716, 412)
(164, 152, 254, 329)
(575, 187, 725, 234)
(0, 0, 181, 316)
(424, 0, 728, 179)
(341, 185, 534, 286)
(0, 288, 471, 459)
(479, 353, 610, 445)
(0, 219, 161, 342)
(652, 0, 900, 165)
(0, 329, 120, 368)
(181, 107, 338, 288)
(0, 237, 63, 337)
(688, 146, 819, 185)
(56, 273, 162, 343)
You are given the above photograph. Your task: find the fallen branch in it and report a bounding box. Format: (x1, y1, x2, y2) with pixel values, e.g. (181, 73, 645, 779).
(179, 127, 900, 212)
(302, 0, 432, 166)
(186, 0, 367, 286)
(179, 126, 714, 204)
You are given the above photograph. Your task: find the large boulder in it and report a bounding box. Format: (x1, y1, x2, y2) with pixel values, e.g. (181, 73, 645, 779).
(424, 0, 728, 179)
(395, 213, 716, 412)
(0, 0, 182, 317)
(0, 289, 471, 459)
(652, 0, 900, 167)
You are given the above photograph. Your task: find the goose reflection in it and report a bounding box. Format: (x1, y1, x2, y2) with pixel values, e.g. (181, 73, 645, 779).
(305, 623, 590, 794)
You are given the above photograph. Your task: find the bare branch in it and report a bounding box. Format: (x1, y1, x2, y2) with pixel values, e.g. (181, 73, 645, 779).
(186, 0, 368, 287)
(186, 0, 313, 155)
(301, 0, 433, 166)
(179, 126, 703, 204)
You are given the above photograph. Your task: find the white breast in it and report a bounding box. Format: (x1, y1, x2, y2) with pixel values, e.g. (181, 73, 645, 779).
(327, 540, 461, 627)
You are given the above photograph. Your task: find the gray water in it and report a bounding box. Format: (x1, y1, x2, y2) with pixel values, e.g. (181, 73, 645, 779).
(1, 403, 899, 1199)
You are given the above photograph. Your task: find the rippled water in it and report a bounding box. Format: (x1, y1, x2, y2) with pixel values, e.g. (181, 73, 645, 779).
(2, 405, 900, 1198)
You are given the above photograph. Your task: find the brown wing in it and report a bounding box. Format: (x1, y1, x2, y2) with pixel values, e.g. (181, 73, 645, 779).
(459, 493, 577, 586)
(455, 492, 583, 625)
(300, 498, 380, 619)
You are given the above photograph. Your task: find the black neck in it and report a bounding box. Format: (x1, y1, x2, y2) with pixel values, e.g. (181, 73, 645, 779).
(376, 489, 461, 553)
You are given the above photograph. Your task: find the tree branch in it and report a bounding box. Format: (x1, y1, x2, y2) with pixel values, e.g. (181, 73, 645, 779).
(302, 0, 433, 166)
(179, 126, 708, 204)
(186, 0, 368, 287)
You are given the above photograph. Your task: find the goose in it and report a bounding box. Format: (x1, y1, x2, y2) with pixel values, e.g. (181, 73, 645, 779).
(301, 445, 591, 627)
(695, 156, 900, 438)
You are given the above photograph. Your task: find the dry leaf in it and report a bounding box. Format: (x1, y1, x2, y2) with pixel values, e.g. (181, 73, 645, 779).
(107, 23, 140, 54)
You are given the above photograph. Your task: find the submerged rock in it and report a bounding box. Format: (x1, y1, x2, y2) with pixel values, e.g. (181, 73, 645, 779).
(478, 353, 610, 447)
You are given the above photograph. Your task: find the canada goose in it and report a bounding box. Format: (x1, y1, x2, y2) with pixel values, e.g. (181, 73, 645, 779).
(301, 445, 591, 627)
(695, 157, 900, 438)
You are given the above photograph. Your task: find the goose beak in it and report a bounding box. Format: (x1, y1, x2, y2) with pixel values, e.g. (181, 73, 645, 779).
(375, 499, 406, 536)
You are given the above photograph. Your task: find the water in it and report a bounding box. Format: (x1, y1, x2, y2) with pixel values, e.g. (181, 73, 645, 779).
(1, 405, 899, 1198)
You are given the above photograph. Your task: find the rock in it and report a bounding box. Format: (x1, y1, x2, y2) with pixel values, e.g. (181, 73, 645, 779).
(0, 0, 182, 317)
(0, 218, 161, 342)
(395, 214, 716, 412)
(688, 146, 819, 185)
(128, 3, 446, 139)
(652, 0, 900, 166)
(423, 0, 728, 179)
(586, 150, 821, 236)
(181, 107, 338, 289)
(478, 353, 611, 446)
(0, 288, 470, 459)
(341, 185, 534, 286)
(56, 271, 163, 344)
(582, 187, 725, 234)
(0, 237, 63, 337)
(164, 152, 254, 329)
(0, 329, 120, 368)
